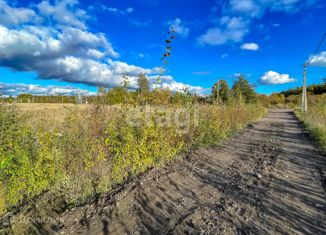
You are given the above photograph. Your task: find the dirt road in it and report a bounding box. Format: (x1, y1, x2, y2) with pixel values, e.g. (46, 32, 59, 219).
(59, 109, 326, 235)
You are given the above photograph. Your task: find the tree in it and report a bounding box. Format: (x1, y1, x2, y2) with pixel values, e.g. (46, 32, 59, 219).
(232, 75, 256, 103)
(17, 94, 33, 103)
(138, 73, 150, 95)
(149, 89, 172, 105)
(106, 87, 128, 105)
(98, 87, 106, 96)
(212, 80, 230, 103)
(269, 93, 285, 105)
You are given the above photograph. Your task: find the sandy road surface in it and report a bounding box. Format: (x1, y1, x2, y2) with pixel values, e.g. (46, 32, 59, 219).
(59, 109, 326, 235)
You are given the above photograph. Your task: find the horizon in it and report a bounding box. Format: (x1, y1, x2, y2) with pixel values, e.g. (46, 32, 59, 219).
(0, 0, 326, 97)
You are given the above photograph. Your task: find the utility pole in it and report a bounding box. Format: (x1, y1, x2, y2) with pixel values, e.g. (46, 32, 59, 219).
(215, 79, 220, 105)
(217, 79, 220, 99)
(302, 63, 307, 112)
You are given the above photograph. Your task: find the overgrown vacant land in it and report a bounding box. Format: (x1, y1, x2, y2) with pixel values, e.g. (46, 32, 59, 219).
(1, 80, 326, 234)
(0, 93, 265, 233)
(0, 0, 325, 234)
(58, 109, 326, 235)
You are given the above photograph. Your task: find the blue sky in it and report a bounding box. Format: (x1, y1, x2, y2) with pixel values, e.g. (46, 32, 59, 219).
(0, 0, 325, 96)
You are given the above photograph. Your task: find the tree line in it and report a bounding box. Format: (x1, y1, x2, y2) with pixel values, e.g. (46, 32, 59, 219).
(280, 82, 326, 97)
(0, 74, 258, 105)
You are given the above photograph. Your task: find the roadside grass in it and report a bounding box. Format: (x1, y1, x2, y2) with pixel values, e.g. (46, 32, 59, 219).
(295, 94, 326, 151)
(0, 102, 265, 233)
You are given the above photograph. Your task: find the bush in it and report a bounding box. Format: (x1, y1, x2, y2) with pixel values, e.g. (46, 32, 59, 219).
(0, 106, 63, 212)
(0, 102, 266, 219)
(105, 108, 184, 183)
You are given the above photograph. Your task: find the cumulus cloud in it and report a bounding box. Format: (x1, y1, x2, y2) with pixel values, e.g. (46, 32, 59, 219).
(230, 0, 261, 17)
(0, 0, 204, 93)
(0, 25, 118, 59)
(199, 17, 246, 45)
(259, 71, 296, 85)
(308, 51, 326, 67)
(0, 0, 39, 26)
(0, 83, 97, 97)
(198, 0, 315, 46)
(160, 81, 206, 93)
(198, 16, 248, 45)
(230, 0, 306, 17)
(37, 0, 88, 29)
(168, 18, 189, 38)
(241, 42, 259, 50)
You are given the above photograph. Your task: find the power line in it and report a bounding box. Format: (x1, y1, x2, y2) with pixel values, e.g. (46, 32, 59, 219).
(307, 32, 326, 66)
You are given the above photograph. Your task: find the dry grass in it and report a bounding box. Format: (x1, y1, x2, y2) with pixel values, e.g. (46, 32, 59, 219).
(15, 103, 83, 126)
(295, 94, 326, 151)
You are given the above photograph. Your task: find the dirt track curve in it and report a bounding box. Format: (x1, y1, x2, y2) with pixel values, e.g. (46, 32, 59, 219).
(59, 109, 326, 235)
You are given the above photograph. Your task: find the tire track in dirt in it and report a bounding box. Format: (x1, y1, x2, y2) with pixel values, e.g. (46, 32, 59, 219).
(58, 109, 326, 235)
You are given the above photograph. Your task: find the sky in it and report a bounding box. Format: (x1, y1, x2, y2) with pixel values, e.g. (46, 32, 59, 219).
(0, 0, 326, 97)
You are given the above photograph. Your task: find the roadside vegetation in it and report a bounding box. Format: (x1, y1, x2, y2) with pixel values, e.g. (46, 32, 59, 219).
(0, 73, 266, 234)
(295, 94, 326, 151)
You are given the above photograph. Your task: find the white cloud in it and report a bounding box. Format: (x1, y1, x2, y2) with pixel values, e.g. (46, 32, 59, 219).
(99, 4, 134, 15)
(168, 18, 189, 38)
(198, 17, 248, 45)
(126, 8, 134, 13)
(270, 0, 302, 13)
(161, 81, 206, 93)
(230, 0, 304, 16)
(198, 27, 246, 46)
(241, 42, 259, 50)
(259, 71, 296, 85)
(0, 83, 96, 96)
(37, 0, 88, 29)
(0, 0, 39, 26)
(0, 25, 118, 59)
(308, 51, 326, 67)
(0, 1, 204, 93)
(230, 0, 262, 17)
(199, 0, 315, 46)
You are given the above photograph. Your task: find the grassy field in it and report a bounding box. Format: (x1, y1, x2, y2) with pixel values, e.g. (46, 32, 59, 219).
(295, 94, 326, 151)
(0, 102, 266, 233)
(12, 103, 88, 128)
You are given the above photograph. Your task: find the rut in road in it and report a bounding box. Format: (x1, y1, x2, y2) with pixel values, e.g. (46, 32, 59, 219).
(59, 109, 326, 235)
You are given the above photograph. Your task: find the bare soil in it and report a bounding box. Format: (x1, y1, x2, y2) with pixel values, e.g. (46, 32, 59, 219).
(8, 109, 326, 234)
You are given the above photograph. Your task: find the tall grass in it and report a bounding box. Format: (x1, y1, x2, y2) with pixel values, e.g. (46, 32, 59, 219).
(295, 94, 326, 151)
(0, 102, 265, 233)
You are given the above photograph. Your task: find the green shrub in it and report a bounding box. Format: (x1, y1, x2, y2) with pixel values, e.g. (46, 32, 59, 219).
(0, 106, 63, 212)
(0, 102, 266, 217)
(105, 108, 184, 183)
